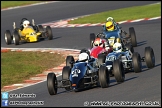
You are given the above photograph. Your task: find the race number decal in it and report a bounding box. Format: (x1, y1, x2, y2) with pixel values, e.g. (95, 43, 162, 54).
(72, 69, 81, 77)
(108, 38, 115, 46)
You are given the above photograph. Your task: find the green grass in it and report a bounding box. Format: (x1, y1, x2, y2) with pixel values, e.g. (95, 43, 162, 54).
(1, 51, 65, 88)
(69, 3, 161, 24)
(1, 1, 45, 9)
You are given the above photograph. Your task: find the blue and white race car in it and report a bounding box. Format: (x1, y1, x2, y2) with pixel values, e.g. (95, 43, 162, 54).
(98, 42, 155, 83)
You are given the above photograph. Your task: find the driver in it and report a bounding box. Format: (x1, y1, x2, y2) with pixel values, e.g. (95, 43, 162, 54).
(78, 52, 90, 63)
(106, 17, 129, 37)
(105, 21, 115, 31)
(112, 42, 123, 53)
(93, 37, 110, 51)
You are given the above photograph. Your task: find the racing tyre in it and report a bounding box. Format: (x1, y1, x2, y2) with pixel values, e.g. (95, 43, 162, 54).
(62, 66, 71, 91)
(5, 30, 12, 45)
(125, 44, 134, 53)
(98, 53, 106, 66)
(66, 56, 75, 68)
(46, 26, 53, 40)
(129, 27, 137, 47)
(13, 30, 20, 45)
(113, 59, 125, 83)
(132, 52, 142, 73)
(145, 47, 155, 68)
(99, 65, 109, 88)
(47, 72, 57, 95)
(37, 25, 44, 32)
(90, 33, 96, 48)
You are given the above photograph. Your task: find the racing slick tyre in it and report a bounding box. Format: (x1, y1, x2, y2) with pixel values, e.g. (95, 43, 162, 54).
(99, 65, 109, 88)
(98, 53, 106, 66)
(129, 27, 137, 47)
(90, 33, 96, 48)
(132, 52, 142, 73)
(125, 44, 134, 53)
(145, 47, 155, 68)
(66, 56, 75, 68)
(113, 59, 125, 83)
(62, 66, 71, 91)
(13, 30, 20, 45)
(47, 72, 58, 95)
(5, 30, 12, 45)
(37, 25, 44, 32)
(46, 26, 53, 40)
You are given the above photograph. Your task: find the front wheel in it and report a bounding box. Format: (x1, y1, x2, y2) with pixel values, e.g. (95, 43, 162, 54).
(145, 47, 155, 68)
(47, 72, 58, 95)
(13, 30, 20, 45)
(99, 65, 109, 88)
(113, 59, 125, 83)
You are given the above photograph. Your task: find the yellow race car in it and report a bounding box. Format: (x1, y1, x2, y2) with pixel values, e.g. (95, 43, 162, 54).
(5, 18, 53, 45)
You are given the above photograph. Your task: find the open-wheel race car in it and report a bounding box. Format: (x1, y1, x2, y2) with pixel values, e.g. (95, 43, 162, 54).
(90, 17, 138, 50)
(4, 18, 53, 45)
(47, 50, 110, 95)
(47, 49, 125, 95)
(98, 43, 155, 82)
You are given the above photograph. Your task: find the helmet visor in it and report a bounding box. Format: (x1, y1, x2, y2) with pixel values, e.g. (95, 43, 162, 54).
(107, 24, 113, 29)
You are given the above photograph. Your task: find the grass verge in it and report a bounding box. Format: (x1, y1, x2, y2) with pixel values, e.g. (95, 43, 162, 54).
(69, 3, 161, 24)
(1, 1, 45, 9)
(1, 51, 65, 88)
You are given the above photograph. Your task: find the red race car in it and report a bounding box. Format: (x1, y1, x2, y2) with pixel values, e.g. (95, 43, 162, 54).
(89, 37, 113, 66)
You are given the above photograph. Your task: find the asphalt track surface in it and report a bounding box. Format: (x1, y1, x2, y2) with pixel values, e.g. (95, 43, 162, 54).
(1, 1, 161, 107)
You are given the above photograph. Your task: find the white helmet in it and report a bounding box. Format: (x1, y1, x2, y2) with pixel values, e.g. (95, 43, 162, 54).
(107, 17, 114, 22)
(113, 42, 122, 53)
(23, 20, 30, 28)
(78, 52, 89, 62)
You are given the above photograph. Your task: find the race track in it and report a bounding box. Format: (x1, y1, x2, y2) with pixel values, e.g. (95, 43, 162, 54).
(1, 1, 161, 107)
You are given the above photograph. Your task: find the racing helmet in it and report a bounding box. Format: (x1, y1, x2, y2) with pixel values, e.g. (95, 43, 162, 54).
(113, 42, 123, 53)
(106, 17, 114, 22)
(116, 38, 121, 43)
(78, 52, 89, 62)
(94, 38, 104, 47)
(23, 20, 30, 28)
(106, 21, 115, 31)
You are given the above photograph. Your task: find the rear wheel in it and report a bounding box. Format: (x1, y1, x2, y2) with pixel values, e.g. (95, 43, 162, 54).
(90, 33, 96, 48)
(62, 66, 71, 91)
(132, 52, 142, 73)
(129, 27, 137, 47)
(99, 65, 109, 88)
(145, 47, 155, 68)
(5, 30, 12, 45)
(98, 53, 106, 66)
(47, 72, 57, 95)
(46, 26, 53, 40)
(37, 25, 44, 32)
(113, 59, 125, 83)
(125, 44, 134, 53)
(13, 30, 20, 45)
(66, 56, 75, 68)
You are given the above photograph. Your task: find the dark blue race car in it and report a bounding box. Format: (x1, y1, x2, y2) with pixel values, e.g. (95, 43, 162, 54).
(47, 49, 111, 95)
